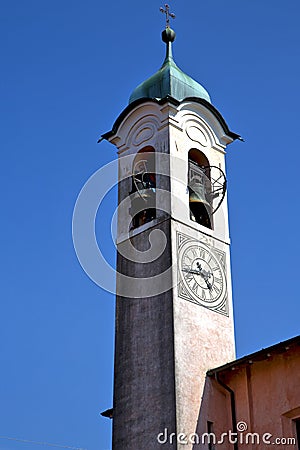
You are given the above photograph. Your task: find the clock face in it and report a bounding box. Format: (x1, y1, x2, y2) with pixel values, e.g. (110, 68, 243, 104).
(178, 237, 228, 315)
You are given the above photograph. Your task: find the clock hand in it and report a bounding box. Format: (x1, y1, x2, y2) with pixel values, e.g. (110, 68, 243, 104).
(182, 261, 203, 276)
(196, 262, 202, 272)
(202, 270, 212, 278)
(182, 268, 203, 276)
(182, 266, 212, 289)
(196, 262, 212, 282)
(205, 279, 212, 290)
(203, 271, 213, 290)
(183, 262, 213, 290)
(196, 263, 213, 289)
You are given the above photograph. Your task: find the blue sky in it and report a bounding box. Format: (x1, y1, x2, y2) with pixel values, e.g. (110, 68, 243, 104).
(1, 1, 300, 449)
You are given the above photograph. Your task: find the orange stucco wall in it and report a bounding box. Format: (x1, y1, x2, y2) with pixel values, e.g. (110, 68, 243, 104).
(194, 344, 300, 449)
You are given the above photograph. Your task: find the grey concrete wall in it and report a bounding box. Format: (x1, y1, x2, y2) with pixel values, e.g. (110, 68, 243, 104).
(113, 219, 177, 449)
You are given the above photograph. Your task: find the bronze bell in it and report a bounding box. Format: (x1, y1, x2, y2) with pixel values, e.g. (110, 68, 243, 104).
(130, 189, 156, 217)
(189, 179, 210, 206)
(189, 177, 212, 228)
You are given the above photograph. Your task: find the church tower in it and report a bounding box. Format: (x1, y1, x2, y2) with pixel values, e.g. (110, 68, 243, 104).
(101, 8, 241, 449)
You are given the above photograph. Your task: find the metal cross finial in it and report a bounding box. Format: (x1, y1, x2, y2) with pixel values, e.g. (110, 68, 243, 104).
(160, 4, 175, 28)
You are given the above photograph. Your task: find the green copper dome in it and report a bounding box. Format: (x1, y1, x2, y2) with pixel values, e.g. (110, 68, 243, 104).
(129, 28, 211, 104)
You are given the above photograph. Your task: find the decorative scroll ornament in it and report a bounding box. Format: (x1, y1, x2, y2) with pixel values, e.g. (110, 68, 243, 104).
(186, 125, 209, 147)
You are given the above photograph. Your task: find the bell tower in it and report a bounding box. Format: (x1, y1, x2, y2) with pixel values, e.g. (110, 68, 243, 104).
(101, 12, 241, 450)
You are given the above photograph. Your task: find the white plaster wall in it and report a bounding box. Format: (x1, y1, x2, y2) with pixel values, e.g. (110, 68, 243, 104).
(171, 220, 235, 450)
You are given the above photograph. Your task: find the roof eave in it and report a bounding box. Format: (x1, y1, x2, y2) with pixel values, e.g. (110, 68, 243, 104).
(99, 95, 243, 143)
(207, 334, 300, 377)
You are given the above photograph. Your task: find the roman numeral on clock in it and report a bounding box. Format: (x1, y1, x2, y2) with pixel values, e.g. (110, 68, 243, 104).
(191, 281, 198, 294)
(199, 248, 206, 259)
(214, 276, 222, 285)
(212, 284, 220, 295)
(184, 271, 193, 282)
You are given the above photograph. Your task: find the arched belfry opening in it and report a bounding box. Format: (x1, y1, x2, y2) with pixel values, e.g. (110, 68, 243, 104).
(130, 147, 156, 229)
(188, 149, 213, 229)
